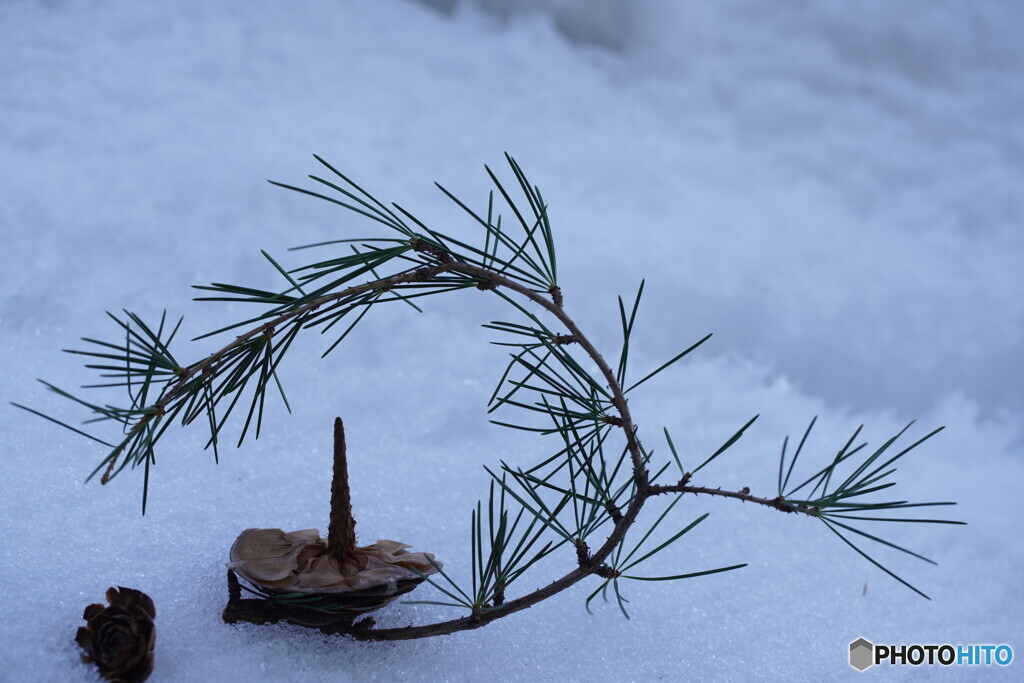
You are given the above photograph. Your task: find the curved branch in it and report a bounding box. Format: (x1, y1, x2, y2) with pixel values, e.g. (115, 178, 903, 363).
(33, 158, 957, 640)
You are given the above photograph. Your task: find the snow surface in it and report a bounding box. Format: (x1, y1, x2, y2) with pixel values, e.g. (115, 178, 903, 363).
(1, 0, 1021, 680)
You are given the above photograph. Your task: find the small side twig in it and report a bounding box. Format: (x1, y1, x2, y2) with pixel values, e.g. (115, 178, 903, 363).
(648, 482, 817, 516)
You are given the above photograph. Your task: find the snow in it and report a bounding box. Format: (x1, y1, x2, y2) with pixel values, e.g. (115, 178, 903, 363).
(1, 0, 1021, 680)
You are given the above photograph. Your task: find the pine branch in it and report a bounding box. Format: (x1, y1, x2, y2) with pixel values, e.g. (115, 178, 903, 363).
(20, 155, 962, 641)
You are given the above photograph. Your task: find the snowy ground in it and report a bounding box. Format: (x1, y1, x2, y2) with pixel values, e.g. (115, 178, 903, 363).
(1, 1, 1021, 680)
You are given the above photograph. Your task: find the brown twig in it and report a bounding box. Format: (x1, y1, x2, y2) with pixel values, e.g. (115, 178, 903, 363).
(648, 482, 818, 516)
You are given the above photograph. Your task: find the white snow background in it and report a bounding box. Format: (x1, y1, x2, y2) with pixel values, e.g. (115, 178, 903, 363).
(1, 0, 1022, 680)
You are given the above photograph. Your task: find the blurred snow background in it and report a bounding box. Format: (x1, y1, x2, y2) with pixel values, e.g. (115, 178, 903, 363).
(1, 0, 1021, 680)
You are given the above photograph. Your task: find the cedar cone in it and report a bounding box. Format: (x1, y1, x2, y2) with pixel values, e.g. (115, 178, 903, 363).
(75, 586, 155, 683)
(226, 419, 440, 623)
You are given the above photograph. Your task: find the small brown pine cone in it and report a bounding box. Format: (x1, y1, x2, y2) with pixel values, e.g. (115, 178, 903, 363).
(75, 586, 156, 682)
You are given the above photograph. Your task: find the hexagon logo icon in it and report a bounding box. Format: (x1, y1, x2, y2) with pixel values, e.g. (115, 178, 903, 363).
(850, 638, 875, 671)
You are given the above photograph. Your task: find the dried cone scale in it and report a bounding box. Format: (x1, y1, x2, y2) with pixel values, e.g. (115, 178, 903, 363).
(228, 418, 439, 621)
